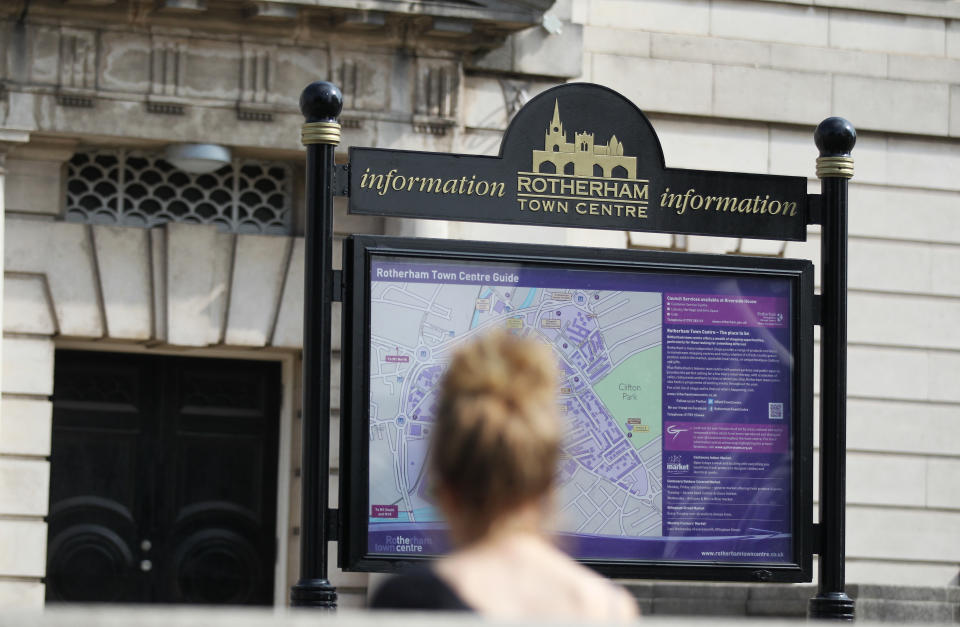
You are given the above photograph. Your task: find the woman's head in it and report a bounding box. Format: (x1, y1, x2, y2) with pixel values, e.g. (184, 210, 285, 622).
(429, 331, 562, 544)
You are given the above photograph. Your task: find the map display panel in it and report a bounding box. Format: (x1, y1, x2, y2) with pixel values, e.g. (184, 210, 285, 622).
(367, 255, 794, 565)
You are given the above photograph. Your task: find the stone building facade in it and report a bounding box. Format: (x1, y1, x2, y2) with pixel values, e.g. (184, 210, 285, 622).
(0, 0, 957, 617)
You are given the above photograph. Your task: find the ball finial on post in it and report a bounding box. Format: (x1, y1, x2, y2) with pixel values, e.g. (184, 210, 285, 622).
(300, 81, 343, 123)
(300, 82, 343, 146)
(814, 117, 856, 158)
(814, 117, 856, 179)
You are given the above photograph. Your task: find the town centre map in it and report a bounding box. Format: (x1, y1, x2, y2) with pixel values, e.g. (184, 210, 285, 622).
(368, 262, 664, 549)
(366, 256, 794, 564)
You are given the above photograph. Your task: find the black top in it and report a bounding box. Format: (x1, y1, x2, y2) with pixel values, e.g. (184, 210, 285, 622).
(369, 568, 472, 611)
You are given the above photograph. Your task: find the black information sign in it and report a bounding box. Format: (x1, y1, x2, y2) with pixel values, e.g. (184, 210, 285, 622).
(349, 84, 809, 241)
(295, 79, 857, 618)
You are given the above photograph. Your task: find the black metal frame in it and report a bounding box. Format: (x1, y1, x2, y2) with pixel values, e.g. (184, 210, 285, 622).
(339, 234, 814, 584)
(294, 80, 856, 619)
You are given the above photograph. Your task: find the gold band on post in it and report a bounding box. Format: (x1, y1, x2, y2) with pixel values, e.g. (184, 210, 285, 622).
(816, 156, 854, 179)
(301, 121, 341, 146)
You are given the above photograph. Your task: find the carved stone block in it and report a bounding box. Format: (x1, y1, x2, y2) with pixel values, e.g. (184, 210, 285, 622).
(332, 52, 391, 112)
(240, 43, 275, 106)
(58, 28, 96, 90)
(414, 59, 459, 120)
(150, 36, 185, 97)
(0, 520, 48, 579)
(23, 25, 60, 85)
(146, 99, 185, 115)
(181, 38, 241, 101)
(225, 235, 291, 346)
(91, 225, 153, 340)
(5, 156, 66, 215)
(166, 223, 232, 346)
(99, 32, 151, 94)
(2, 275, 57, 336)
(4, 219, 104, 337)
(236, 105, 273, 122)
(56, 93, 94, 108)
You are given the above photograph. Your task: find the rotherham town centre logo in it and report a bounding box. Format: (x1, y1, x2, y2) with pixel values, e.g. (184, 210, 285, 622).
(516, 100, 650, 220)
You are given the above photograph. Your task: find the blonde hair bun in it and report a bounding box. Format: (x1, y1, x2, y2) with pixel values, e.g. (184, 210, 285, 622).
(430, 331, 562, 540)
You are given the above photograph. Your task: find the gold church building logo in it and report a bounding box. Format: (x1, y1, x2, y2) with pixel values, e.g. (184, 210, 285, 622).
(532, 101, 637, 179)
(517, 100, 649, 219)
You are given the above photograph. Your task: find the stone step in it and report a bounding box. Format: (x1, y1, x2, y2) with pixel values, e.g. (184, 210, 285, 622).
(623, 582, 960, 622)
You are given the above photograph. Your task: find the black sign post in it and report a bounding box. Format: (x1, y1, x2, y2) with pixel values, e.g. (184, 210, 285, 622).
(808, 118, 857, 621)
(290, 82, 342, 609)
(293, 80, 857, 619)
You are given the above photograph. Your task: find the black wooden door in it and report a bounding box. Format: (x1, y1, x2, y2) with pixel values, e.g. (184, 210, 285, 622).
(46, 351, 280, 605)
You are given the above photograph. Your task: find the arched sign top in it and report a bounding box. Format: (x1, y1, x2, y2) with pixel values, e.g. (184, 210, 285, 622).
(498, 82, 666, 172)
(346, 83, 810, 242)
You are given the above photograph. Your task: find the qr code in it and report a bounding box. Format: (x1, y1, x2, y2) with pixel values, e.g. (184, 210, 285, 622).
(768, 402, 784, 420)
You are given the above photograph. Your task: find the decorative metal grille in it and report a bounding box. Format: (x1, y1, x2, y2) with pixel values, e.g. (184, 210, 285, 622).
(65, 150, 293, 235)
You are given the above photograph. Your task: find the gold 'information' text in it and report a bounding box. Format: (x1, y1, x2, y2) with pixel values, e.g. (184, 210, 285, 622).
(661, 187, 797, 217)
(360, 168, 505, 198)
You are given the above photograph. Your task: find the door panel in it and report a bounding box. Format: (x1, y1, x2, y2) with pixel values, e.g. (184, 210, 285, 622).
(47, 353, 153, 603)
(162, 358, 279, 605)
(47, 351, 280, 605)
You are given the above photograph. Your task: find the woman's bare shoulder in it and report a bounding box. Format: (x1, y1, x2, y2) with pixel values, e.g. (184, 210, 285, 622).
(438, 535, 639, 621)
(504, 538, 639, 620)
(554, 552, 639, 619)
